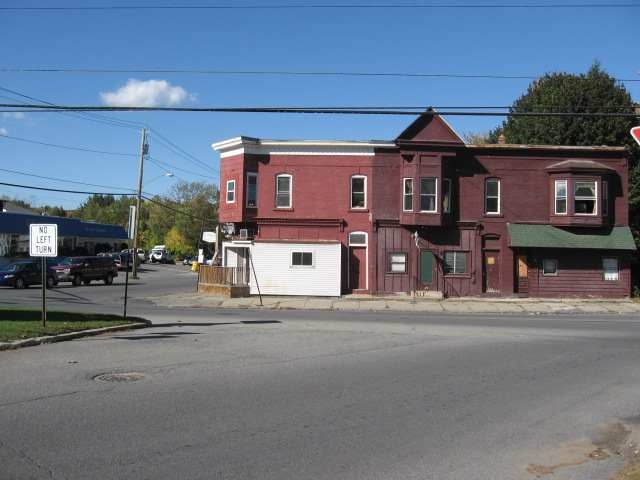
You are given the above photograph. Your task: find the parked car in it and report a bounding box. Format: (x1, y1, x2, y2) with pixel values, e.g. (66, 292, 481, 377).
(149, 245, 172, 264)
(50, 256, 118, 286)
(0, 260, 58, 289)
(121, 248, 147, 264)
(182, 256, 196, 266)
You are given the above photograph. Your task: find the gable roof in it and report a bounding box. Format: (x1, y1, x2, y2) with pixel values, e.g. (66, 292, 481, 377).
(396, 109, 464, 145)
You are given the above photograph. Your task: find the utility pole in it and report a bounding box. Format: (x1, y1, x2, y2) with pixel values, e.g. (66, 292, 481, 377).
(132, 128, 147, 279)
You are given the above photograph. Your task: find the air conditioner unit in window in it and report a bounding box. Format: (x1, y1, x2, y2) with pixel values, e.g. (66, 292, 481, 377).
(239, 228, 249, 239)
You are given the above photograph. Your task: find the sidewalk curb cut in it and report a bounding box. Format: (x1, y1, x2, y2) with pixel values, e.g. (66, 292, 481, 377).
(0, 320, 151, 351)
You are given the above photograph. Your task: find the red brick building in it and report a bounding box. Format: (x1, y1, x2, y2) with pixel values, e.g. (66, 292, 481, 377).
(213, 111, 636, 298)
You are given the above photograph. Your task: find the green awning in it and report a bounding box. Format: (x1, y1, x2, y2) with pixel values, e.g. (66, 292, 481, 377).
(508, 224, 637, 251)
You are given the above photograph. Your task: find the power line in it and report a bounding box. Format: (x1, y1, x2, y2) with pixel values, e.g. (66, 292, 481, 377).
(0, 167, 137, 192)
(148, 156, 218, 180)
(2, 3, 638, 11)
(148, 129, 213, 174)
(1, 103, 638, 117)
(0, 132, 138, 156)
(3, 67, 638, 83)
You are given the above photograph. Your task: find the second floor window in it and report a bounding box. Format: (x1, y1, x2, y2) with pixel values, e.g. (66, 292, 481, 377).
(443, 178, 452, 214)
(602, 180, 609, 216)
(226, 180, 236, 203)
(485, 178, 500, 214)
(574, 181, 597, 215)
(246, 173, 258, 208)
(420, 178, 437, 213)
(351, 175, 366, 209)
(555, 180, 567, 214)
(276, 174, 292, 208)
(403, 178, 413, 211)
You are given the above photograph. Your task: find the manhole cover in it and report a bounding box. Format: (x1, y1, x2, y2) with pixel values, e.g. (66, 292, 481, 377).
(94, 372, 145, 383)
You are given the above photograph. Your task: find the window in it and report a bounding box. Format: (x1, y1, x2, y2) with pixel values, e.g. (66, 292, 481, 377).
(388, 253, 407, 273)
(246, 173, 258, 208)
(291, 251, 313, 267)
(348, 232, 367, 246)
(444, 251, 467, 274)
(555, 180, 567, 215)
(420, 178, 437, 213)
(574, 181, 597, 215)
(443, 178, 452, 214)
(350, 175, 366, 209)
(602, 180, 608, 216)
(276, 174, 292, 208)
(603, 258, 619, 281)
(542, 259, 558, 276)
(403, 178, 413, 212)
(485, 178, 500, 214)
(226, 180, 236, 203)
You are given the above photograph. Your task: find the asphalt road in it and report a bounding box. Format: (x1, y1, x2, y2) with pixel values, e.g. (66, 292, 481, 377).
(2, 265, 640, 479)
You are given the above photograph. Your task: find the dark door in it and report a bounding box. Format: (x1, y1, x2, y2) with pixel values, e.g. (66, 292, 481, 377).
(483, 250, 500, 294)
(420, 251, 434, 286)
(349, 247, 366, 291)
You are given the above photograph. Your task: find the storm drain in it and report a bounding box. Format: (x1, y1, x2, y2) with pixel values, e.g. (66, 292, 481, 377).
(94, 372, 146, 383)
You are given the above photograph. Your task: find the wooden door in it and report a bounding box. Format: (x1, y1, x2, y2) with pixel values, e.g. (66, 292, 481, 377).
(420, 251, 434, 286)
(483, 250, 500, 294)
(349, 247, 367, 291)
(516, 254, 529, 295)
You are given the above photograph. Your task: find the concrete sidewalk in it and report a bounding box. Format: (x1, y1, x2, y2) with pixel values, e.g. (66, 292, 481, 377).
(144, 292, 640, 315)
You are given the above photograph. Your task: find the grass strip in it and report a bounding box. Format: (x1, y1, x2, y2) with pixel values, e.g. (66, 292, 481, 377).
(0, 308, 143, 342)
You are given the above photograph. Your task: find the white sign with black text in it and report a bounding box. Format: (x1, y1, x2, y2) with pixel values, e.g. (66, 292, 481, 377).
(29, 224, 58, 257)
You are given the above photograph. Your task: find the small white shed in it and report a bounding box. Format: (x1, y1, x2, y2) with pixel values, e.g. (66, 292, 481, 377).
(244, 241, 341, 296)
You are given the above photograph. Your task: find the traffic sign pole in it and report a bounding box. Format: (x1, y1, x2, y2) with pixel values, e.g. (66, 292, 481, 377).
(29, 224, 57, 329)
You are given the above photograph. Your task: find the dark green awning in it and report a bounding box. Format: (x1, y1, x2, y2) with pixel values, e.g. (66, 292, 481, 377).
(508, 224, 637, 251)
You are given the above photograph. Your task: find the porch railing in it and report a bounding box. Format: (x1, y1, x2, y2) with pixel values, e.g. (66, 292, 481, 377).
(198, 265, 249, 286)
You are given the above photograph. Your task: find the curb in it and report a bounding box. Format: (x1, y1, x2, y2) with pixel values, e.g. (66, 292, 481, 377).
(0, 320, 151, 351)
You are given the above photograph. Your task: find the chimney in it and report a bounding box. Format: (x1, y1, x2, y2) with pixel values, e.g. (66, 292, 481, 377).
(498, 133, 506, 145)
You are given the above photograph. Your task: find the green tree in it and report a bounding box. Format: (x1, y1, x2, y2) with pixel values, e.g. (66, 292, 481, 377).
(164, 226, 191, 258)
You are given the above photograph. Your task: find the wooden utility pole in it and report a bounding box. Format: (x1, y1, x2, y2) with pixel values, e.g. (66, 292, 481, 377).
(132, 128, 147, 279)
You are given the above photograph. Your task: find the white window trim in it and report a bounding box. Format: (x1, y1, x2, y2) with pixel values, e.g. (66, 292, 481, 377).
(554, 179, 567, 215)
(542, 259, 558, 276)
(402, 177, 413, 212)
(348, 231, 368, 247)
(388, 252, 407, 273)
(350, 175, 367, 210)
(574, 180, 598, 216)
(444, 251, 467, 275)
(443, 178, 452, 214)
(603, 257, 619, 281)
(602, 180, 609, 216)
(246, 173, 258, 208)
(419, 177, 438, 214)
(290, 250, 314, 268)
(485, 178, 501, 215)
(275, 173, 292, 209)
(226, 179, 236, 204)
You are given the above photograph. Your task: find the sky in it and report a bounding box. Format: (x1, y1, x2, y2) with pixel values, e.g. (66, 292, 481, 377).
(0, 0, 638, 210)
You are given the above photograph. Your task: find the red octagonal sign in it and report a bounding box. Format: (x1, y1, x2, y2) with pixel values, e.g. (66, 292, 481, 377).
(632, 126, 640, 147)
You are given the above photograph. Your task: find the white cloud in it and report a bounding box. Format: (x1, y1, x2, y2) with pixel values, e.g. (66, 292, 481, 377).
(100, 79, 195, 107)
(0, 127, 8, 135)
(2, 112, 25, 120)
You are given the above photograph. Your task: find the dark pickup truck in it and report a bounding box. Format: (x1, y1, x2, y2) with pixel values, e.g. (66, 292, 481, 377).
(51, 256, 118, 286)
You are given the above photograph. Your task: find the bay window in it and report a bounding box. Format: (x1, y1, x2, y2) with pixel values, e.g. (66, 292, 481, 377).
(403, 178, 413, 212)
(555, 180, 567, 214)
(574, 181, 597, 215)
(420, 178, 437, 213)
(443, 178, 452, 214)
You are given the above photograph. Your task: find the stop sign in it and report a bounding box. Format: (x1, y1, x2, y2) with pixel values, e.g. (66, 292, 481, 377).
(632, 126, 640, 147)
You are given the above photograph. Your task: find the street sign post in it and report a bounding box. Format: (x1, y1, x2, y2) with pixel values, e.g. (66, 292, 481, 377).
(29, 224, 58, 327)
(631, 126, 640, 147)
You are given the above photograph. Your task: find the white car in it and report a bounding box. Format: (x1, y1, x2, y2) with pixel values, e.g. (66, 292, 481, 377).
(150, 246, 172, 264)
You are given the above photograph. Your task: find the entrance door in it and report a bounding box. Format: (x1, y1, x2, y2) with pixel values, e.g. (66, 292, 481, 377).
(349, 247, 367, 291)
(420, 250, 434, 287)
(483, 250, 500, 294)
(516, 254, 529, 296)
